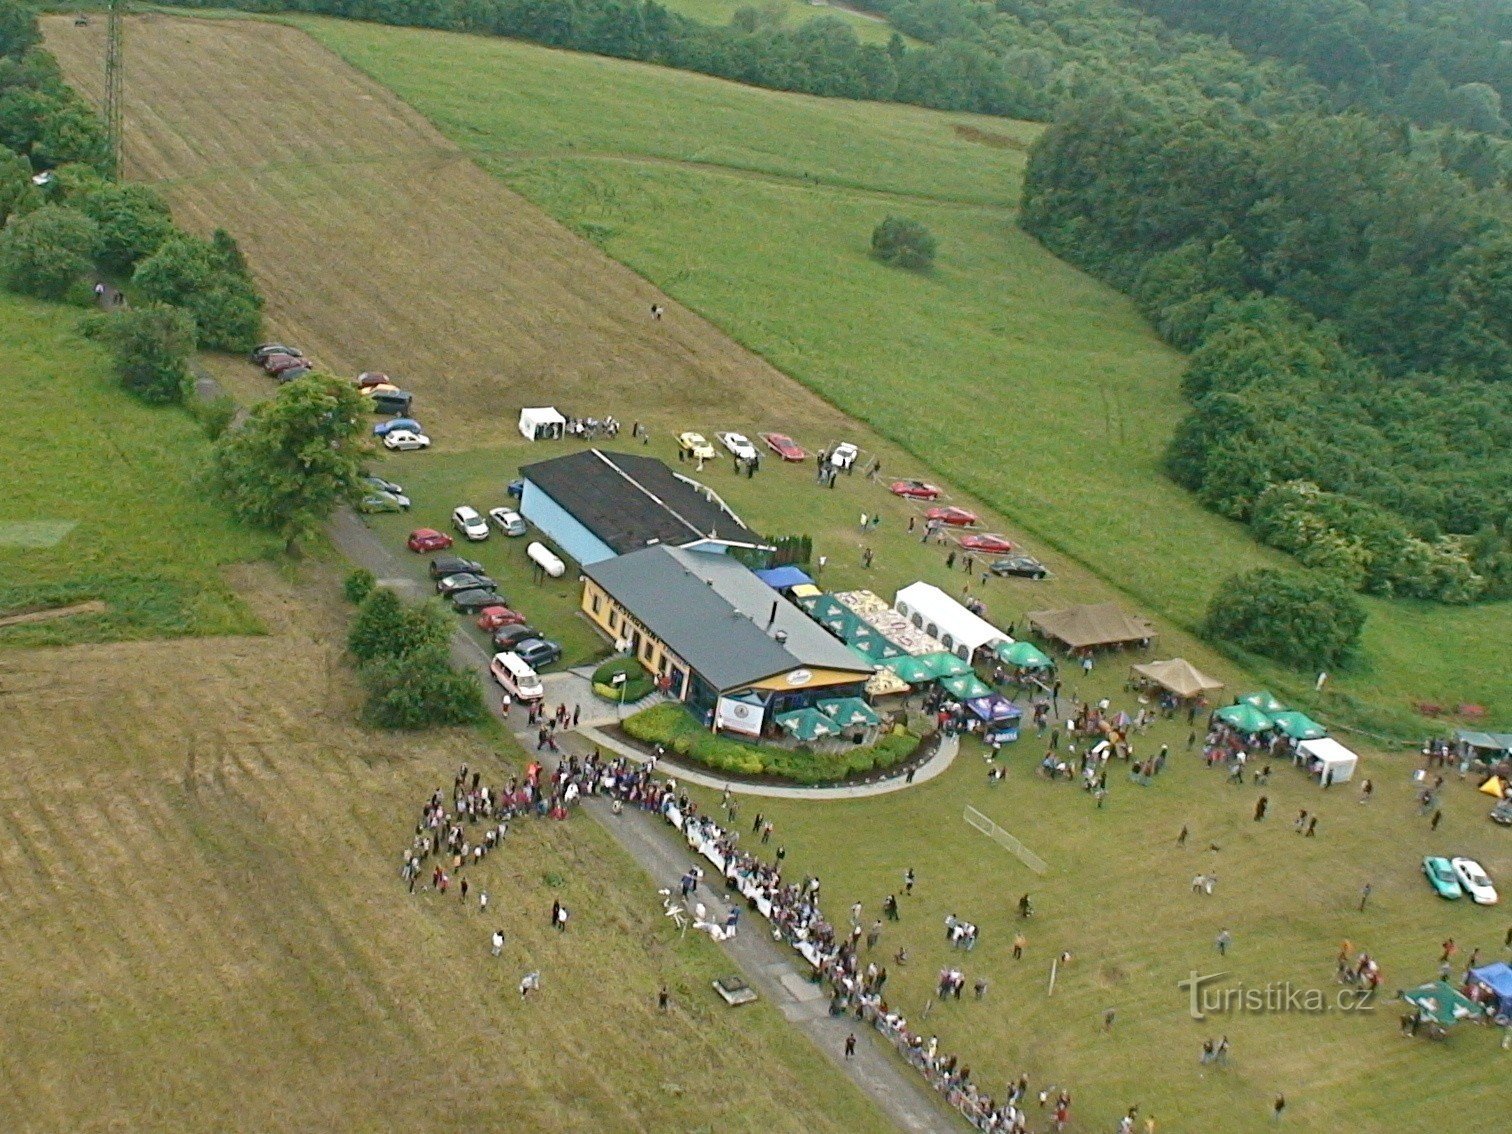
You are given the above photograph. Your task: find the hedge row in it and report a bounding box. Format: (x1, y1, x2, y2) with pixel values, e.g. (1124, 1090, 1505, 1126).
(622, 702, 920, 786)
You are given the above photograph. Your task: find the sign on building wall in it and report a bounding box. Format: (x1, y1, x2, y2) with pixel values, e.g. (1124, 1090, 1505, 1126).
(715, 694, 765, 737)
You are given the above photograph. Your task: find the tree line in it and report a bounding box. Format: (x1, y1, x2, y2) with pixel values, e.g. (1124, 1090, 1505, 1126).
(1023, 100, 1512, 604)
(1125, 0, 1512, 136)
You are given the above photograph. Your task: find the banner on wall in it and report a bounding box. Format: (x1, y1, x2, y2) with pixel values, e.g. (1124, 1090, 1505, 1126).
(715, 694, 765, 737)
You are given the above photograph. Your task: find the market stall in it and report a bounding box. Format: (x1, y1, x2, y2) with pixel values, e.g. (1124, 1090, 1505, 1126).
(997, 640, 1053, 670)
(517, 406, 566, 441)
(1468, 963, 1512, 1024)
(966, 693, 1023, 743)
(1214, 702, 1274, 735)
(1295, 736, 1359, 785)
(1025, 602, 1155, 652)
(1129, 657, 1224, 701)
(1269, 710, 1328, 741)
(1400, 980, 1485, 1038)
(1237, 690, 1287, 715)
(939, 672, 993, 701)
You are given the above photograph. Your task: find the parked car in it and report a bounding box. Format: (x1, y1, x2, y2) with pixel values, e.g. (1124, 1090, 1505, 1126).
(429, 555, 484, 579)
(371, 391, 414, 416)
(383, 429, 430, 451)
(488, 507, 527, 537)
(1451, 857, 1498, 904)
(927, 505, 978, 527)
(357, 491, 408, 514)
(435, 572, 496, 597)
(490, 651, 543, 701)
(263, 354, 308, 376)
(477, 605, 527, 630)
(450, 588, 503, 613)
(760, 432, 806, 461)
(1423, 856, 1464, 900)
(512, 636, 563, 669)
(373, 417, 422, 438)
(362, 474, 405, 497)
(275, 365, 312, 383)
(989, 554, 1049, 580)
(890, 478, 941, 500)
(959, 533, 1015, 554)
(491, 623, 539, 651)
(830, 442, 859, 470)
(406, 528, 452, 553)
(507, 479, 525, 499)
(251, 343, 302, 363)
(356, 371, 390, 389)
(678, 432, 717, 461)
(452, 506, 489, 541)
(717, 431, 758, 461)
(1492, 798, 1512, 826)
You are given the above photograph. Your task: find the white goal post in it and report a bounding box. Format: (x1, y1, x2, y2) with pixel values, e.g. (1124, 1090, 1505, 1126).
(963, 805, 1048, 874)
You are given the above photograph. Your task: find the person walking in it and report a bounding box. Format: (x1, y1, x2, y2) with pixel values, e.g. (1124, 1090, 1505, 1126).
(1273, 1094, 1286, 1122)
(479, 890, 489, 914)
(491, 929, 504, 957)
(658, 986, 670, 1012)
(1431, 809, 1443, 831)
(1012, 932, 1026, 960)
(844, 1033, 856, 1060)
(1217, 928, 1232, 956)
(556, 904, 569, 932)
(1358, 882, 1372, 912)
(1177, 825, 1189, 846)
(1254, 796, 1268, 821)
(904, 868, 915, 896)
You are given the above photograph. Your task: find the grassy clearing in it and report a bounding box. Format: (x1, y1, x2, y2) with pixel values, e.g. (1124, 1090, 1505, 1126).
(0, 564, 886, 1131)
(0, 293, 269, 646)
(294, 15, 1509, 731)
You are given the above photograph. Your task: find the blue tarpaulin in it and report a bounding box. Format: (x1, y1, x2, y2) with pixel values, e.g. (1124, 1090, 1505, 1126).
(754, 565, 814, 590)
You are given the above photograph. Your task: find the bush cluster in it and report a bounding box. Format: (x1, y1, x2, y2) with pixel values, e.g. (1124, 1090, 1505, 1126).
(590, 656, 655, 702)
(622, 702, 919, 785)
(1205, 568, 1366, 672)
(347, 587, 485, 729)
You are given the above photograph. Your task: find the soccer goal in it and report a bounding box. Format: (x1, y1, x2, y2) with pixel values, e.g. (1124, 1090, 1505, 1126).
(963, 805, 1048, 874)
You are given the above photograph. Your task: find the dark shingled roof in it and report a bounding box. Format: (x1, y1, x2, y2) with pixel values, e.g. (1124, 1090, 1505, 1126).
(519, 449, 761, 555)
(583, 546, 872, 691)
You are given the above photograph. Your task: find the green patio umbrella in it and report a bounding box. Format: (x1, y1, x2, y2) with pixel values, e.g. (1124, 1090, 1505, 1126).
(1400, 981, 1485, 1027)
(1214, 703, 1274, 735)
(1238, 690, 1287, 715)
(920, 651, 972, 678)
(774, 708, 840, 742)
(996, 640, 1052, 669)
(885, 656, 937, 685)
(940, 673, 993, 700)
(816, 697, 882, 728)
(1269, 711, 1327, 741)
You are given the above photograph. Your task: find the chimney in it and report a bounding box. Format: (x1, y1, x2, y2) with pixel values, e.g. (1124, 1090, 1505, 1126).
(767, 600, 778, 628)
(774, 630, 788, 644)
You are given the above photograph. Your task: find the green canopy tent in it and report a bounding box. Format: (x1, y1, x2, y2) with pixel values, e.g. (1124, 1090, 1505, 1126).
(799, 594, 906, 662)
(774, 708, 840, 743)
(1269, 711, 1327, 741)
(996, 640, 1053, 669)
(1238, 690, 1287, 715)
(940, 672, 993, 700)
(1215, 703, 1274, 735)
(920, 651, 972, 679)
(885, 655, 937, 685)
(1400, 981, 1486, 1028)
(816, 697, 883, 728)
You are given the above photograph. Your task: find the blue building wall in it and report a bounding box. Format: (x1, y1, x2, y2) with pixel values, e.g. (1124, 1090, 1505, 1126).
(519, 480, 615, 566)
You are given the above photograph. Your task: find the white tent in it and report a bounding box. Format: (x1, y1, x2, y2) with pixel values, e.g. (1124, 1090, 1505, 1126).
(1296, 737, 1358, 786)
(894, 581, 1009, 661)
(518, 406, 566, 441)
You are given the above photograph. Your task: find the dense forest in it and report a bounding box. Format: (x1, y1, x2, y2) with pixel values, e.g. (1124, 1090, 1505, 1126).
(1126, 0, 1512, 134)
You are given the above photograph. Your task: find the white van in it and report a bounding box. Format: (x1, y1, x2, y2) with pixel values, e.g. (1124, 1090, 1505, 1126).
(490, 651, 543, 701)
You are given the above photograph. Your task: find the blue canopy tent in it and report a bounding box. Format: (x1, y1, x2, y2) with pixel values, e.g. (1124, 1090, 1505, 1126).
(754, 565, 815, 591)
(1469, 963, 1512, 1023)
(967, 693, 1023, 743)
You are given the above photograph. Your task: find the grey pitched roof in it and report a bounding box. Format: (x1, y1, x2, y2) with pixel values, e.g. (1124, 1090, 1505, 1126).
(519, 449, 761, 555)
(583, 546, 872, 691)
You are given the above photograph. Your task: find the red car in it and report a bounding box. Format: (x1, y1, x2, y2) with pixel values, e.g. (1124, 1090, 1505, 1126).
(959, 532, 1014, 554)
(476, 605, 527, 631)
(262, 353, 306, 375)
(760, 432, 806, 461)
(356, 371, 390, 389)
(927, 506, 978, 527)
(890, 478, 942, 500)
(407, 528, 453, 553)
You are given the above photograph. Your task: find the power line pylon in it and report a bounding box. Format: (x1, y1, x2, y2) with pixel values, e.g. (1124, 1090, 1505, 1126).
(104, 0, 124, 178)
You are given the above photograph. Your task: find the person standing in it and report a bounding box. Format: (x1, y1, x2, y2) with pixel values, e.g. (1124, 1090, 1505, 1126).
(844, 1033, 856, 1060)
(491, 929, 504, 957)
(1254, 796, 1268, 821)
(904, 868, 916, 896)
(1012, 932, 1026, 960)
(658, 986, 669, 1012)
(551, 899, 561, 930)
(1358, 882, 1372, 912)
(1217, 929, 1232, 956)
(1273, 1094, 1286, 1122)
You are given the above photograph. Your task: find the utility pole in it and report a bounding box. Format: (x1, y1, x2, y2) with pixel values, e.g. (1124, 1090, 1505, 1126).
(104, 0, 124, 178)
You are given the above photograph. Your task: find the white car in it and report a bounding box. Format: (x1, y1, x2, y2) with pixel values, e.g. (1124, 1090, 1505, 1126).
(717, 431, 758, 462)
(830, 441, 859, 469)
(488, 507, 528, 537)
(1451, 857, 1498, 904)
(382, 429, 430, 451)
(452, 506, 490, 542)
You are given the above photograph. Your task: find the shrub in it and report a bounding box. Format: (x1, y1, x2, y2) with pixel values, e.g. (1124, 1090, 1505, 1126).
(0, 203, 99, 299)
(81, 303, 196, 404)
(1205, 568, 1367, 672)
(871, 215, 937, 271)
(622, 703, 920, 784)
(348, 588, 449, 663)
(343, 568, 376, 605)
(190, 393, 238, 441)
(132, 232, 263, 351)
(360, 642, 485, 730)
(590, 656, 655, 702)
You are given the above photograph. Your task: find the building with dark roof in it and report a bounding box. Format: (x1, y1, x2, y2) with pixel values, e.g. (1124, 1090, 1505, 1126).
(517, 449, 769, 566)
(581, 546, 873, 721)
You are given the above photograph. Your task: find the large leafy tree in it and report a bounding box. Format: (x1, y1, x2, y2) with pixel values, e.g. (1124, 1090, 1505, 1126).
(133, 232, 263, 351)
(82, 303, 197, 404)
(1205, 568, 1367, 671)
(0, 201, 98, 299)
(213, 373, 368, 552)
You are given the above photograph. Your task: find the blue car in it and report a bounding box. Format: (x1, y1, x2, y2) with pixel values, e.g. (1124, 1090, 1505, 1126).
(374, 417, 422, 437)
(1423, 856, 1464, 900)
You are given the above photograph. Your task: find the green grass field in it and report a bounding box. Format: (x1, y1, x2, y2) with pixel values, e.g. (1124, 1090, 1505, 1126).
(0, 293, 271, 645)
(299, 16, 1509, 732)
